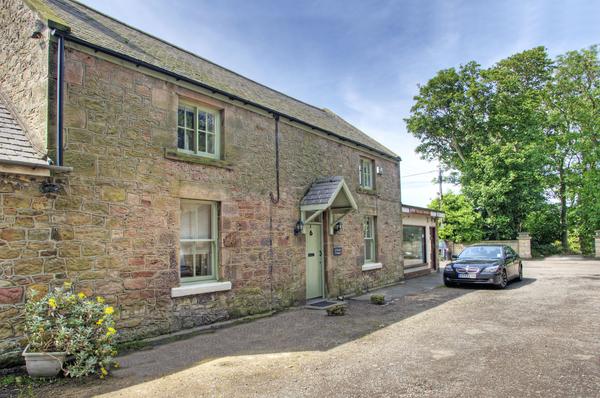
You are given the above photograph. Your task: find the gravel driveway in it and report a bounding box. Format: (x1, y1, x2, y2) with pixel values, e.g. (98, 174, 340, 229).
(32, 257, 600, 397)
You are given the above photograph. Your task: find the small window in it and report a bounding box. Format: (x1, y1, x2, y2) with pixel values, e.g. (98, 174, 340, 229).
(177, 103, 221, 159)
(363, 216, 376, 263)
(179, 200, 219, 282)
(359, 158, 374, 189)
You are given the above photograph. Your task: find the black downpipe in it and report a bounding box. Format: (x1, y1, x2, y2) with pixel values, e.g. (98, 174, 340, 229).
(268, 115, 280, 310)
(53, 30, 65, 166)
(269, 115, 280, 204)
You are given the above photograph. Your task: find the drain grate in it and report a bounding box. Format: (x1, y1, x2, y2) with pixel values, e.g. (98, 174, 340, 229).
(305, 300, 344, 310)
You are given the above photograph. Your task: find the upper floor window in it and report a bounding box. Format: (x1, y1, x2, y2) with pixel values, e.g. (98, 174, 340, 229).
(177, 103, 221, 159)
(359, 158, 374, 189)
(180, 200, 219, 282)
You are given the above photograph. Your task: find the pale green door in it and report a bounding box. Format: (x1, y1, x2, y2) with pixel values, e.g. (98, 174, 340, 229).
(305, 223, 323, 299)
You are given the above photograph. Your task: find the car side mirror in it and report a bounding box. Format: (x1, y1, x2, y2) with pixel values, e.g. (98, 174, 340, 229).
(451, 254, 458, 260)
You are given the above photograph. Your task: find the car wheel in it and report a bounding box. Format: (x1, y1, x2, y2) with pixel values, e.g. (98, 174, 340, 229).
(517, 264, 523, 281)
(497, 269, 508, 289)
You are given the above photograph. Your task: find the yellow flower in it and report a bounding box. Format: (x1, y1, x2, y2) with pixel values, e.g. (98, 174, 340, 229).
(96, 318, 104, 326)
(113, 362, 120, 369)
(63, 281, 72, 289)
(48, 298, 57, 309)
(106, 327, 116, 336)
(96, 296, 105, 304)
(100, 367, 108, 376)
(78, 292, 86, 299)
(104, 306, 114, 315)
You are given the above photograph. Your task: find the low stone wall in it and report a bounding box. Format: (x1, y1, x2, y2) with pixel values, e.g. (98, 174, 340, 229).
(448, 233, 532, 259)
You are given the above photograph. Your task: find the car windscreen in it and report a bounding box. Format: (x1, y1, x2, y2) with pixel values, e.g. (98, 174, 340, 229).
(458, 246, 503, 259)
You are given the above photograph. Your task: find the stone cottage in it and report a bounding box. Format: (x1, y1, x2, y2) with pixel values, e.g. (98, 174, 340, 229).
(0, 0, 405, 365)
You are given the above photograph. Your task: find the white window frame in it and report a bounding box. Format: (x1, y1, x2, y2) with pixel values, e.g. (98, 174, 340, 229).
(177, 102, 221, 159)
(363, 216, 376, 263)
(359, 158, 374, 189)
(179, 200, 219, 283)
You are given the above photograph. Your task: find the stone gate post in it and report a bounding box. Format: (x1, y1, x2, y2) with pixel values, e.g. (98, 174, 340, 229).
(518, 232, 532, 259)
(595, 231, 600, 258)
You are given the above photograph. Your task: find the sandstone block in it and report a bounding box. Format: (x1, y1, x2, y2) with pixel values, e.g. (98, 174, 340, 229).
(0, 229, 25, 241)
(14, 258, 44, 275)
(66, 257, 93, 271)
(0, 287, 23, 304)
(101, 186, 127, 202)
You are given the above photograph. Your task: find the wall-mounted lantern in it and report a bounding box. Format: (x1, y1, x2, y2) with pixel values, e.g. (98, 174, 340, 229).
(333, 221, 343, 234)
(293, 220, 304, 236)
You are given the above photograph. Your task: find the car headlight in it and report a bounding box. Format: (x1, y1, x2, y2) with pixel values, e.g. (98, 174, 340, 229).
(444, 264, 454, 271)
(483, 265, 499, 273)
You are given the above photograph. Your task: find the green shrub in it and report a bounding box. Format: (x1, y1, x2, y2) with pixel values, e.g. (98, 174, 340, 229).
(326, 304, 346, 316)
(370, 294, 385, 305)
(531, 241, 562, 257)
(24, 283, 118, 378)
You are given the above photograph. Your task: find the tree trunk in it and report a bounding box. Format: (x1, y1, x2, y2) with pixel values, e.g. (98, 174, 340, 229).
(558, 161, 568, 252)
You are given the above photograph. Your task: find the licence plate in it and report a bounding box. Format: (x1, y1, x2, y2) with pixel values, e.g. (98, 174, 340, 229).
(458, 273, 477, 279)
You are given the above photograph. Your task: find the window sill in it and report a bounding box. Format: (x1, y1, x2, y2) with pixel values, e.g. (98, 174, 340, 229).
(357, 187, 377, 196)
(165, 148, 233, 170)
(171, 281, 232, 298)
(361, 262, 383, 271)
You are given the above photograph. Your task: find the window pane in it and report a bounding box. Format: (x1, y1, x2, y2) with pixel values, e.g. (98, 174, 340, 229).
(403, 226, 426, 264)
(180, 202, 212, 239)
(180, 242, 194, 278)
(198, 131, 206, 153)
(207, 113, 214, 133)
(179, 241, 213, 278)
(185, 130, 195, 151)
(364, 217, 371, 238)
(177, 128, 185, 149)
(186, 110, 195, 129)
(207, 133, 215, 154)
(178, 108, 185, 127)
(194, 241, 212, 277)
(365, 240, 373, 262)
(198, 111, 206, 131)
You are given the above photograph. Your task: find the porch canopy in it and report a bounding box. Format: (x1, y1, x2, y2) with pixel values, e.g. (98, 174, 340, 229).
(300, 176, 358, 234)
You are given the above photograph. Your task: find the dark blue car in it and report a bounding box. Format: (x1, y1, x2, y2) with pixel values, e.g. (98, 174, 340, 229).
(444, 244, 523, 289)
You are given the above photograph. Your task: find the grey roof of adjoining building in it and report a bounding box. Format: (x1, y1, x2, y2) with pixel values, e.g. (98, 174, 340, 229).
(34, 0, 398, 159)
(0, 94, 47, 166)
(300, 176, 344, 207)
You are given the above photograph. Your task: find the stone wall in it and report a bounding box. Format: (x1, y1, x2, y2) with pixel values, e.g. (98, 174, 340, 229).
(0, 35, 402, 365)
(0, 0, 49, 155)
(449, 236, 532, 259)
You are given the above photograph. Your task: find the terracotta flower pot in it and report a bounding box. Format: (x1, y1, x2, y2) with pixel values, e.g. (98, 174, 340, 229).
(22, 345, 66, 378)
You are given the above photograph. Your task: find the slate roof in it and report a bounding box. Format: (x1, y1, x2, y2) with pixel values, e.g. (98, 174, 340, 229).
(0, 94, 47, 166)
(33, 0, 398, 159)
(300, 176, 344, 207)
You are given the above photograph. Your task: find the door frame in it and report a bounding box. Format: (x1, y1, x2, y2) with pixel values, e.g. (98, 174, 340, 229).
(305, 221, 325, 300)
(430, 226, 437, 270)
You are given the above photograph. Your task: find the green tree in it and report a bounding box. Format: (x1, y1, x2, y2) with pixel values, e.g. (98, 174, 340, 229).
(429, 192, 484, 243)
(546, 46, 600, 254)
(407, 47, 552, 240)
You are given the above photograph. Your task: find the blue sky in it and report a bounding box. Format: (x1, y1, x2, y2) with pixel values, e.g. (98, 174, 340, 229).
(81, 0, 600, 206)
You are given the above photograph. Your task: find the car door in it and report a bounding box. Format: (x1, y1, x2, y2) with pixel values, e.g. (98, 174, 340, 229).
(504, 246, 517, 279)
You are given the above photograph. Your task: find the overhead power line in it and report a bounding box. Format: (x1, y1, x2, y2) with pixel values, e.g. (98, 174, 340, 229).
(402, 169, 438, 178)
